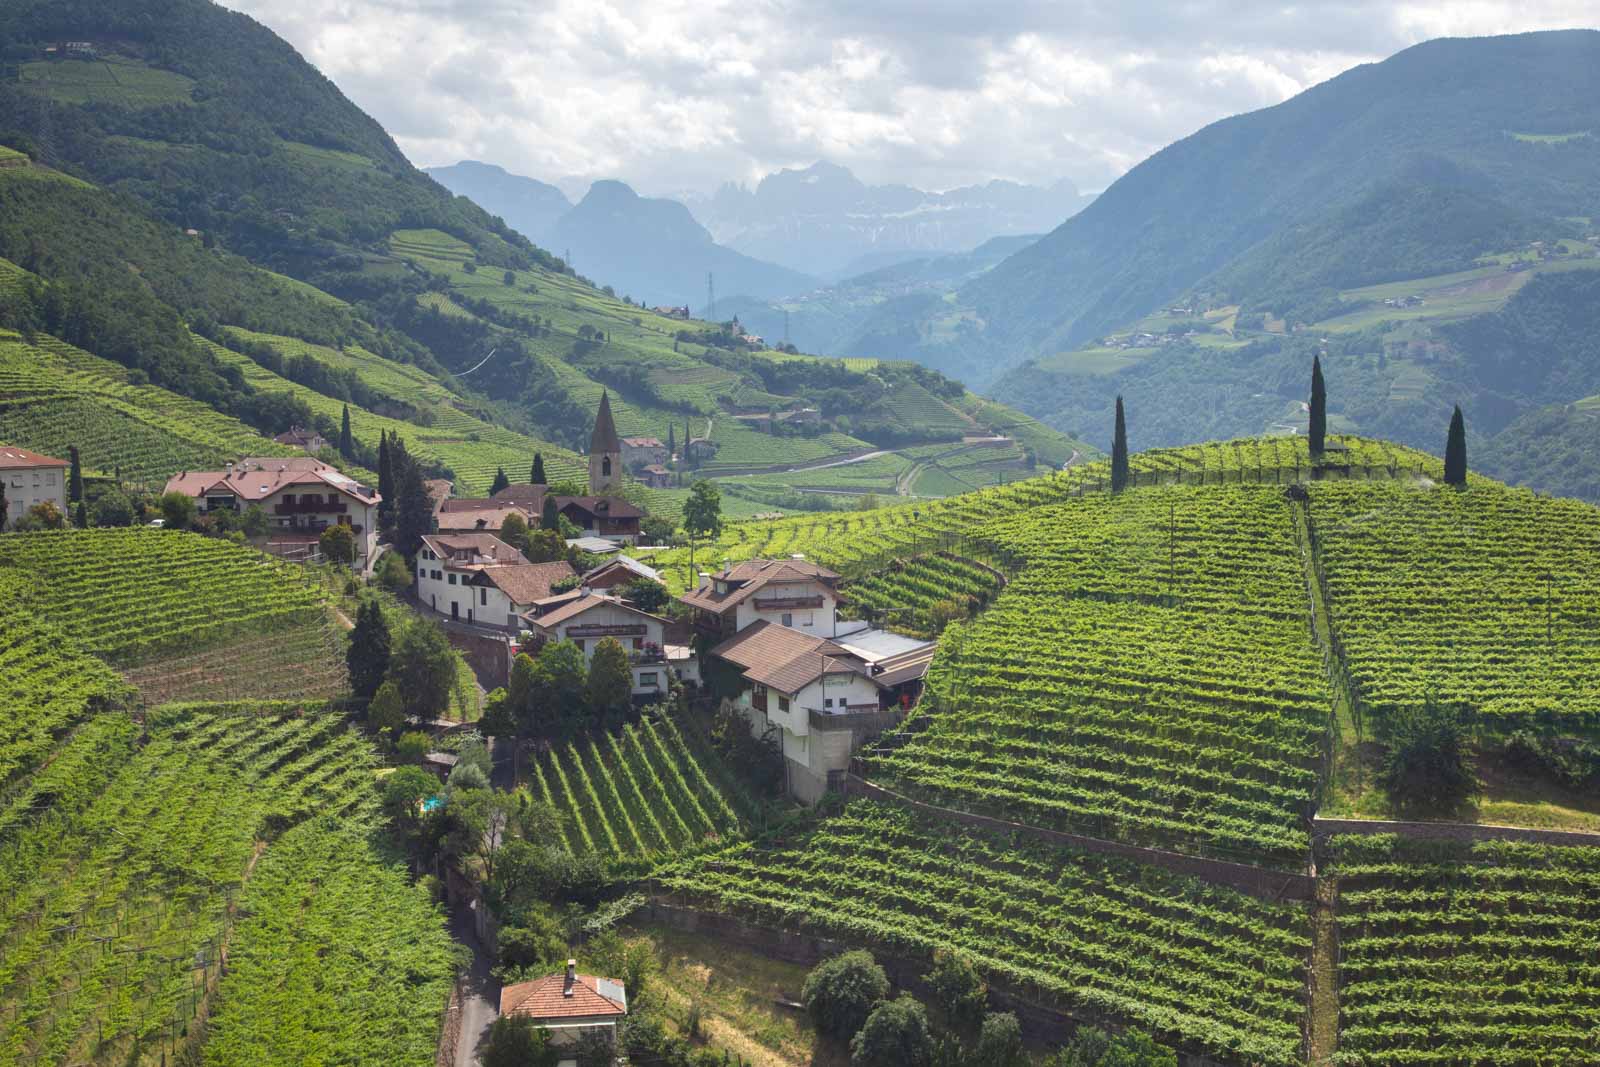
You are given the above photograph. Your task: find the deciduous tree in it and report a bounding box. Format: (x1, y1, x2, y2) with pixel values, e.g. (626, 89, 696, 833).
(319, 523, 356, 566)
(586, 637, 633, 727)
(387, 619, 458, 720)
(850, 995, 933, 1067)
(683, 479, 723, 577)
(159, 490, 196, 530)
(803, 950, 888, 1040)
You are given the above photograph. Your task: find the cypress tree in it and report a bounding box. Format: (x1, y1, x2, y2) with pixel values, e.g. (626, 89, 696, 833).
(1110, 396, 1130, 492)
(667, 423, 676, 459)
(0, 480, 7, 530)
(1444, 405, 1468, 487)
(340, 404, 353, 456)
(377, 431, 394, 525)
(540, 495, 560, 532)
(490, 467, 510, 495)
(68, 445, 83, 504)
(530, 453, 546, 485)
(75, 501, 88, 529)
(395, 459, 433, 559)
(346, 597, 392, 700)
(1309, 354, 1327, 457)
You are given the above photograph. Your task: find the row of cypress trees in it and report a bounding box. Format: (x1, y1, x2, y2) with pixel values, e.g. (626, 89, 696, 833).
(1107, 355, 1469, 492)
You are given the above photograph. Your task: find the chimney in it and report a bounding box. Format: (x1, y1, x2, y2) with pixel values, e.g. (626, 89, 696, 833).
(791, 553, 805, 561)
(697, 571, 710, 590)
(564, 959, 577, 997)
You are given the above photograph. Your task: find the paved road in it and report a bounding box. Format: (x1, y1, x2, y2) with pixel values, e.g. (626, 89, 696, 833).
(449, 897, 500, 1067)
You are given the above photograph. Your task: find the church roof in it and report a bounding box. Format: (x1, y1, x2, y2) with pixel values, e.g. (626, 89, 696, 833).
(590, 391, 622, 455)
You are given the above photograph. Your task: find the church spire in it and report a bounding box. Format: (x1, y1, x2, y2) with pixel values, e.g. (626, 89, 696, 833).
(588, 391, 623, 494)
(590, 390, 621, 455)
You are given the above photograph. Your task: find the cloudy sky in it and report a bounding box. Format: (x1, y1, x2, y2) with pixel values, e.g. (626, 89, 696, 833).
(219, 1, 1592, 196)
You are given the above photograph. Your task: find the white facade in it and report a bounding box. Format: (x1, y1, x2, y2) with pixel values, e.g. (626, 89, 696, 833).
(416, 549, 522, 628)
(731, 576, 840, 636)
(0, 452, 68, 529)
(739, 672, 883, 803)
(531, 597, 675, 697)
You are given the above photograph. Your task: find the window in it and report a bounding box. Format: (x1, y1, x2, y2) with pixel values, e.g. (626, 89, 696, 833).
(572, 638, 584, 652)
(639, 672, 658, 688)
(480, 588, 487, 606)
(282, 494, 294, 505)
(824, 698, 834, 709)
(632, 637, 643, 649)
(781, 613, 793, 627)
(43, 471, 55, 487)
(447, 573, 457, 585)
(602, 456, 612, 476)
(432, 569, 442, 581)
(777, 695, 790, 713)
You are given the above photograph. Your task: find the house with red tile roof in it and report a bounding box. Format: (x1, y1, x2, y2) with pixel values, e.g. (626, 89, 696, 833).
(523, 590, 691, 695)
(162, 457, 381, 568)
(499, 960, 627, 1061)
(0, 446, 69, 530)
(415, 532, 575, 629)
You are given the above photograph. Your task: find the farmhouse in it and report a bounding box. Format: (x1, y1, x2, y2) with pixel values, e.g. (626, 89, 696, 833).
(580, 554, 662, 593)
(557, 496, 642, 545)
(163, 457, 381, 568)
(523, 590, 689, 695)
(0, 446, 69, 530)
(499, 961, 627, 1064)
(416, 532, 575, 628)
(679, 557, 842, 641)
(272, 425, 328, 454)
(620, 435, 667, 470)
(638, 463, 672, 488)
(708, 621, 891, 802)
(434, 502, 529, 535)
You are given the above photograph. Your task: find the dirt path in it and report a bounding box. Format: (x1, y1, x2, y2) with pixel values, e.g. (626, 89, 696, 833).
(1308, 877, 1340, 1065)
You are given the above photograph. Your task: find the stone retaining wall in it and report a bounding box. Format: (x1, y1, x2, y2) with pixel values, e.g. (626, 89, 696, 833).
(1312, 815, 1600, 849)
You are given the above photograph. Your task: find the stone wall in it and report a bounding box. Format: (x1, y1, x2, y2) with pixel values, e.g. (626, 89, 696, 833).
(1312, 815, 1600, 849)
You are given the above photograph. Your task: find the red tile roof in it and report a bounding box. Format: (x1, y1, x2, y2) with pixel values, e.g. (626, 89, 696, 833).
(529, 590, 665, 630)
(421, 532, 522, 563)
(0, 446, 68, 469)
(479, 560, 576, 604)
(678, 558, 840, 613)
(709, 620, 877, 695)
(162, 458, 378, 504)
(500, 972, 627, 1020)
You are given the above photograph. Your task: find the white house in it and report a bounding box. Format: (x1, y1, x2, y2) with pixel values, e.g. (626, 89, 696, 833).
(524, 591, 689, 696)
(163, 458, 381, 568)
(416, 533, 575, 629)
(499, 961, 627, 1067)
(678, 557, 842, 642)
(708, 620, 890, 803)
(0, 446, 69, 529)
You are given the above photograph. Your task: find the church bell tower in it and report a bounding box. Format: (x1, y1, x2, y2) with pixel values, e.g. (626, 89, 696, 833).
(588, 390, 622, 495)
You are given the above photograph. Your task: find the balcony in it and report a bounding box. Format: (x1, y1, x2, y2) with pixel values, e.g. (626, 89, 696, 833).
(808, 704, 900, 733)
(753, 594, 825, 612)
(274, 498, 347, 516)
(629, 646, 668, 666)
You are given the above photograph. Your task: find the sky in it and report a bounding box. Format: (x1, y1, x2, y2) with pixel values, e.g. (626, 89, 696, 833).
(218, 1, 1594, 197)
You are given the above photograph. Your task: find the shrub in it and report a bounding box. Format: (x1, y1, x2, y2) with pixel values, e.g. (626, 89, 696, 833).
(396, 730, 431, 763)
(1378, 699, 1478, 816)
(802, 950, 889, 1041)
(975, 1012, 1027, 1067)
(483, 1015, 558, 1067)
(924, 950, 986, 1035)
(850, 995, 933, 1067)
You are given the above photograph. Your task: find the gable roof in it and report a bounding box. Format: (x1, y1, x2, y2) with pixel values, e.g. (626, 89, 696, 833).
(584, 555, 662, 585)
(477, 560, 576, 605)
(420, 532, 522, 564)
(492, 483, 548, 506)
(678, 558, 840, 613)
(709, 620, 877, 695)
(621, 436, 664, 448)
(590, 390, 622, 455)
(0, 446, 68, 470)
(529, 590, 664, 630)
(558, 496, 644, 520)
(500, 972, 627, 1021)
(163, 458, 379, 504)
(436, 506, 528, 533)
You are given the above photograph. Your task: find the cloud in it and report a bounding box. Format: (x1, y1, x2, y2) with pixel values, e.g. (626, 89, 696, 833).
(217, 0, 1590, 194)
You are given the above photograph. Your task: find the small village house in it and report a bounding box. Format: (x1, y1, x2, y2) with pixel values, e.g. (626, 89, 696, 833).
(619, 435, 667, 470)
(499, 961, 627, 1066)
(523, 590, 692, 694)
(163, 457, 381, 568)
(679, 557, 843, 641)
(708, 621, 893, 802)
(273, 425, 328, 454)
(0, 447, 69, 530)
(416, 532, 575, 628)
(580, 554, 663, 594)
(638, 463, 672, 488)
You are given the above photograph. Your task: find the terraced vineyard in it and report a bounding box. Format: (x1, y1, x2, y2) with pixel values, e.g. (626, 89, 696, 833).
(119, 620, 350, 705)
(0, 703, 437, 1067)
(0, 567, 133, 793)
(532, 718, 744, 859)
(860, 486, 1330, 866)
(839, 552, 1005, 636)
(0, 330, 299, 486)
(0, 530, 330, 666)
(1310, 481, 1600, 733)
(1327, 834, 1600, 1065)
(657, 800, 1312, 1066)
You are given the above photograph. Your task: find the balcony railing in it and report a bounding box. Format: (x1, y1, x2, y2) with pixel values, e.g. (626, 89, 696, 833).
(629, 649, 668, 666)
(753, 594, 825, 611)
(808, 705, 900, 732)
(274, 499, 347, 516)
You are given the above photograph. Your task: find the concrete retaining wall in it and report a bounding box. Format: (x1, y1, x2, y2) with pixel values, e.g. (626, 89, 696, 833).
(1312, 815, 1600, 848)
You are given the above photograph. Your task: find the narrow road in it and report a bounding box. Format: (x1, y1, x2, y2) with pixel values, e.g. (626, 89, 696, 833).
(449, 897, 500, 1067)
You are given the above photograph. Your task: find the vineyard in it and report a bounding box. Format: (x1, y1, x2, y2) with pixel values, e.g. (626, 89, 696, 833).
(656, 800, 1312, 1067)
(838, 552, 1004, 636)
(860, 486, 1331, 866)
(0, 567, 133, 793)
(0, 703, 442, 1067)
(0, 530, 331, 666)
(0, 330, 300, 486)
(531, 717, 746, 860)
(119, 620, 350, 705)
(1326, 834, 1600, 1065)
(1309, 481, 1600, 733)
(201, 817, 458, 1067)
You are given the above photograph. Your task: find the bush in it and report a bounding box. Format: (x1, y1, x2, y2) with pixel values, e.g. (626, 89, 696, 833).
(1047, 1027, 1176, 1067)
(90, 489, 135, 528)
(924, 950, 986, 1035)
(495, 906, 568, 974)
(1377, 699, 1478, 816)
(376, 549, 413, 592)
(159, 491, 197, 530)
(802, 950, 889, 1041)
(975, 1012, 1027, 1067)
(396, 730, 431, 763)
(483, 1015, 558, 1067)
(850, 995, 933, 1067)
